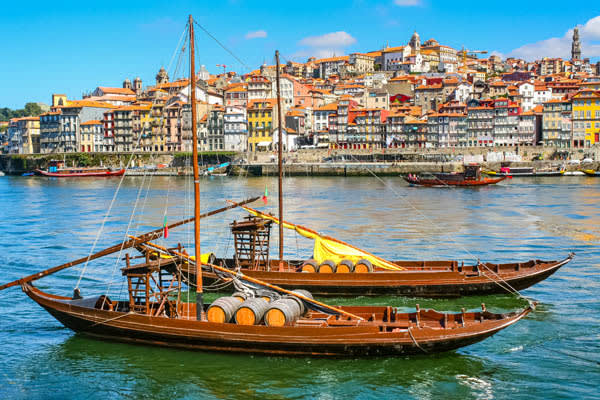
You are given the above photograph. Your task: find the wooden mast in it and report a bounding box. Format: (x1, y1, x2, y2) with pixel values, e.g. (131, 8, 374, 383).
(189, 15, 204, 320)
(275, 50, 284, 272)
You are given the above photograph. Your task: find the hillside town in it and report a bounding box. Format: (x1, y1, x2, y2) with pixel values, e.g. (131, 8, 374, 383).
(2, 28, 600, 156)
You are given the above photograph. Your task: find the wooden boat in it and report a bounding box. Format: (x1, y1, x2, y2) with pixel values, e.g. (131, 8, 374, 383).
(35, 168, 125, 177)
(403, 165, 506, 187)
(162, 211, 572, 297)
(581, 169, 600, 177)
(19, 281, 533, 357)
(0, 18, 535, 357)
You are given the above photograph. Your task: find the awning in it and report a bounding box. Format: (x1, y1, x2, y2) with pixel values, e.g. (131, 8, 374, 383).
(256, 141, 271, 147)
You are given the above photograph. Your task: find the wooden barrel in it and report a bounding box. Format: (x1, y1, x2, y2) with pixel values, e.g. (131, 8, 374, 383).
(301, 259, 318, 273)
(265, 298, 303, 327)
(318, 260, 337, 273)
(207, 296, 240, 323)
(284, 289, 314, 315)
(354, 258, 374, 273)
(336, 259, 354, 273)
(231, 291, 248, 302)
(234, 298, 270, 325)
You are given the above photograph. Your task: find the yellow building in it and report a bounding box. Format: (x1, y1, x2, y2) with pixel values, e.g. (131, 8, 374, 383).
(247, 99, 278, 152)
(17, 117, 40, 154)
(572, 87, 600, 147)
(80, 120, 103, 152)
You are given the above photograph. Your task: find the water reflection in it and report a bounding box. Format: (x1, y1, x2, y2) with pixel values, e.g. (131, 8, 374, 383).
(11, 335, 509, 400)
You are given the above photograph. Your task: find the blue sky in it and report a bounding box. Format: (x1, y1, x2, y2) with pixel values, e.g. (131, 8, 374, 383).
(1, 0, 599, 109)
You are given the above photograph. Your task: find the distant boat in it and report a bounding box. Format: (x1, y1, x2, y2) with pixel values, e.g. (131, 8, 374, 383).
(485, 165, 565, 177)
(35, 167, 125, 177)
(0, 171, 5, 177)
(581, 169, 600, 177)
(404, 165, 506, 187)
(203, 162, 230, 176)
(21, 172, 34, 176)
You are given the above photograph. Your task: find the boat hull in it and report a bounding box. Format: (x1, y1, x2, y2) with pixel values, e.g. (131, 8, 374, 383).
(35, 169, 125, 177)
(193, 256, 572, 297)
(23, 283, 531, 357)
(403, 176, 506, 186)
(581, 170, 600, 177)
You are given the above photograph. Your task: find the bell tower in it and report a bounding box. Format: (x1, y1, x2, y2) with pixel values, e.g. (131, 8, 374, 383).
(572, 27, 582, 61)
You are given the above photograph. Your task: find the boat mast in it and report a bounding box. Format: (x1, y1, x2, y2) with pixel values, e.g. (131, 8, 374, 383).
(189, 15, 204, 320)
(275, 50, 284, 272)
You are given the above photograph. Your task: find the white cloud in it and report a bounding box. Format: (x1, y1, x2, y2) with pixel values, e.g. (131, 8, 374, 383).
(393, 0, 421, 6)
(294, 31, 357, 60)
(245, 30, 267, 39)
(299, 31, 356, 48)
(507, 15, 600, 61)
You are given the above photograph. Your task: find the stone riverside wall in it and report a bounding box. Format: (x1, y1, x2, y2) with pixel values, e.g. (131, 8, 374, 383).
(1, 146, 598, 176)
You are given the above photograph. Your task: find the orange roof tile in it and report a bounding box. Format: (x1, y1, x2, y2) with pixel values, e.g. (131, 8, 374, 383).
(97, 87, 136, 95)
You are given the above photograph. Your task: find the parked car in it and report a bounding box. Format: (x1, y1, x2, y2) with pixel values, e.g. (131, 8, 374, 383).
(582, 158, 594, 164)
(567, 159, 581, 165)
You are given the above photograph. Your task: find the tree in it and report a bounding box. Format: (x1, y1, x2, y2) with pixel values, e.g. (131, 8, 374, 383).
(24, 102, 43, 117)
(0, 103, 44, 121)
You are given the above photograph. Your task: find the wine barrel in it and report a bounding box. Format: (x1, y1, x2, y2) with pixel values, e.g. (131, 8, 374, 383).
(301, 259, 318, 273)
(336, 259, 354, 273)
(231, 291, 248, 302)
(264, 298, 302, 327)
(354, 258, 373, 273)
(234, 298, 270, 325)
(284, 289, 314, 316)
(318, 260, 336, 273)
(207, 296, 240, 323)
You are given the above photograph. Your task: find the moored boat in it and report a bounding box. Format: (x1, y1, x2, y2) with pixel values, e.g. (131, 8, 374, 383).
(485, 165, 565, 177)
(20, 281, 533, 357)
(161, 209, 572, 297)
(581, 169, 600, 177)
(404, 165, 506, 186)
(35, 167, 125, 177)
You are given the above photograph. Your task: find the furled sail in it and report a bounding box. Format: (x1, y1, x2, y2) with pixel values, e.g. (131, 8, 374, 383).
(241, 206, 404, 271)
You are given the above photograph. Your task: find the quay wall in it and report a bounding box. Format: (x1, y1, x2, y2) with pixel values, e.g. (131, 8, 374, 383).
(1, 146, 598, 176)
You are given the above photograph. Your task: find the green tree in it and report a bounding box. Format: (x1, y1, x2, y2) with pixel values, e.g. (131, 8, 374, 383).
(24, 102, 43, 116)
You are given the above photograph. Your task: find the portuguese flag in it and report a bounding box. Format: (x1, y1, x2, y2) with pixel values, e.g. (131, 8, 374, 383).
(163, 215, 169, 238)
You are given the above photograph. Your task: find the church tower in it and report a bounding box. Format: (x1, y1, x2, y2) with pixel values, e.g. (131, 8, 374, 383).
(155, 67, 169, 85)
(572, 27, 582, 61)
(123, 78, 132, 89)
(133, 77, 142, 96)
(409, 31, 421, 53)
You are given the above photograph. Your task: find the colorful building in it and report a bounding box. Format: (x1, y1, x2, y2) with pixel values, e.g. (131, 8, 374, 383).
(247, 99, 277, 152)
(571, 88, 600, 147)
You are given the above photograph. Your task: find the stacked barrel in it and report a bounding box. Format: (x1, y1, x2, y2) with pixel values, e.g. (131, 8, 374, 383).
(206, 289, 313, 327)
(300, 259, 374, 273)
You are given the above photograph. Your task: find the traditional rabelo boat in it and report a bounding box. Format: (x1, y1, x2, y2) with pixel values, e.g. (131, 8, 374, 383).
(403, 165, 506, 187)
(35, 161, 124, 177)
(0, 17, 536, 357)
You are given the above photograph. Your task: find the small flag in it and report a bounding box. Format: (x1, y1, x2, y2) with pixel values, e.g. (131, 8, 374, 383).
(262, 185, 268, 205)
(163, 215, 169, 238)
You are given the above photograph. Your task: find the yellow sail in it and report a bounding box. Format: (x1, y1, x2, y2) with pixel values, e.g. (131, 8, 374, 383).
(242, 206, 404, 271)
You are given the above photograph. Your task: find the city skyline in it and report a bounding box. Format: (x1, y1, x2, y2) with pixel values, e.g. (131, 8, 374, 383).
(1, 0, 599, 108)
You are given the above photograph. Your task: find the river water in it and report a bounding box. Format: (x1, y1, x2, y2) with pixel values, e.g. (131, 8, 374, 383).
(0, 174, 598, 399)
